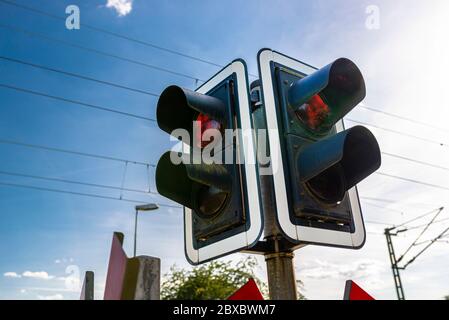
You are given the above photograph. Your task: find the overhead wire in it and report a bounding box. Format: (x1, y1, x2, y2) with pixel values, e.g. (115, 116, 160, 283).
(0, 138, 154, 167)
(4, 60, 446, 171)
(360, 196, 435, 208)
(3, 1, 449, 219)
(0, 0, 223, 69)
(0, 55, 159, 97)
(362, 201, 405, 214)
(0, 83, 155, 122)
(400, 226, 449, 269)
(365, 220, 394, 226)
(381, 152, 449, 172)
(359, 103, 449, 134)
(346, 118, 448, 147)
(397, 207, 445, 262)
(0, 23, 206, 82)
(0, 181, 180, 208)
(0, 169, 156, 195)
(394, 207, 444, 229)
(0, 0, 260, 79)
(2, 2, 446, 131)
(375, 172, 449, 192)
(404, 217, 449, 232)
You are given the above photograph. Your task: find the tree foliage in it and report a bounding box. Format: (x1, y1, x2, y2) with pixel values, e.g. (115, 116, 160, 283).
(161, 257, 263, 300)
(161, 256, 305, 300)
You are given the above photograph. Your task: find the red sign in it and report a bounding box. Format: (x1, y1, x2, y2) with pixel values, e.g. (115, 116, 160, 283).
(228, 278, 264, 300)
(103, 232, 127, 300)
(343, 280, 375, 300)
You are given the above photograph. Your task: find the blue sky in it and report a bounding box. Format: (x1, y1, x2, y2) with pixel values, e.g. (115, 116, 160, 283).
(1, 0, 449, 300)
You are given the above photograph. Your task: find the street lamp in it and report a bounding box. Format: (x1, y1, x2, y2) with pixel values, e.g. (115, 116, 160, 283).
(134, 203, 159, 256)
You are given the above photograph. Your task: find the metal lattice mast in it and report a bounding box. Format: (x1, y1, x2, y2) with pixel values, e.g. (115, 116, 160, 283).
(385, 228, 405, 300)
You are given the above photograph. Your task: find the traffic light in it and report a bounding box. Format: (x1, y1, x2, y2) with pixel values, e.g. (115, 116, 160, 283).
(155, 60, 263, 264)
(257, 49, 381, 248)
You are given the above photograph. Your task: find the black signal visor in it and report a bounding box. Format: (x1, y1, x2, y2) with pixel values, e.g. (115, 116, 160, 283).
(156, 85, 228, 139)
(298, 126, 381, 204)
(156, 151, 232, 210)
(288, 58, 366, 134)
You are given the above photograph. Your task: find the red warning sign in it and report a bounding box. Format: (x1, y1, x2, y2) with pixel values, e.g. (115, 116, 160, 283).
(343, 280, 375, 300)
(228, 278, 264, 300)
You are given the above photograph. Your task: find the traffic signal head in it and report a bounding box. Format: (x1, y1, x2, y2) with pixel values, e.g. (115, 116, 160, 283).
(157, 85, 230, 139)
(286, 58, 380, 207)
(156, 150, 243, 240)
(155, 80, 243, 240)
(288, 58, 366, 135)
(298, 125, 380, 205)
(156, 82, 236, 224)
(155, 60, 262, 264)
(257, 49, 381, 248)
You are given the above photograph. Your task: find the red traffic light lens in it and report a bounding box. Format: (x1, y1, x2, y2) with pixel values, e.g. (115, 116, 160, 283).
(295, 94, 331, 132)
(195, 113, 222, 148)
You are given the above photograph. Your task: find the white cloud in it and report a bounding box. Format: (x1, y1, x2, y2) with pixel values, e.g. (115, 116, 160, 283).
(20, 289, 26, 294)
(106, 0, 133, 16)
(22, 271, 54, 280)
(54, 257, 75, 264)
(3, 272, 21, 278)
(37, 294, 64, 300)
(299, 259, 385, 285)
(25, 286, 79, 293)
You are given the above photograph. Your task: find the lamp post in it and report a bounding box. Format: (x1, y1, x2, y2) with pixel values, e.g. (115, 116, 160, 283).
(134, 203, 159, 257)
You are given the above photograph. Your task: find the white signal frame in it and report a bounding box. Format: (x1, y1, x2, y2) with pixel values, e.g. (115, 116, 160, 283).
(183, 60, 263, 264)
(257, 49, 366, 248)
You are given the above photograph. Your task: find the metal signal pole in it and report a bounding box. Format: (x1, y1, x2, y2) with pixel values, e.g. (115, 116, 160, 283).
(261, 174, 298, 300)
(250, 81, 298, 300)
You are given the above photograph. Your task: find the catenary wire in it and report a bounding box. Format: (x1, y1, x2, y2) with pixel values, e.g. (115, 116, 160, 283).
(3, 61, 449, 172)
(0, 83, 155, 122)
(5, 2, 449, 239)
(0, 169, 156, 195)
(345, 118, 447, 147)
(360, 196, 435, 208)
(381, 152, 449, 172)
(2, 1, 442, 124)
(0, 0, 223, 69)
(362, 201, 405, 214)
(0, 23, 206, 82)
(0, 55, 159, 97)
(0, 138, 154, 167)
(394, 207, 444, 229)
(359, 103, 449, 134)
(375, 172, 449, 192)
(400, 226, 449, 269)
(404, 217, 449, 232)
(3, 137, 449, 197)
(0, 0, 259, 79)
(397, 207, 445, 262)
(0, 181, 181, 208)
